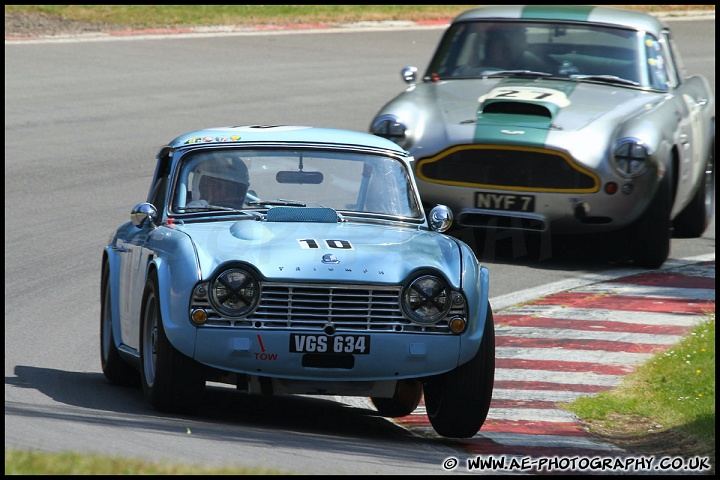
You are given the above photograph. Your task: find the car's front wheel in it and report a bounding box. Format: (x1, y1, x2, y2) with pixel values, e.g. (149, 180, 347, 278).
(140, 270, 205, 413)
(423, 303, 495, 438)
(673, 141, 715, 238)
(626, 173, 672, 268)
(100, 261, 139, 387)
(371, 379, 423, 418)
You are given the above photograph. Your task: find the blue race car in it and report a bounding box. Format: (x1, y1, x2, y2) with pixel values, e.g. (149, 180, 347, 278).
(101, 125, 494, 438)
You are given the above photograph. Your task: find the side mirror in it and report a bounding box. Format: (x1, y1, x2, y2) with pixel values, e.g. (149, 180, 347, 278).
(428, 205, 453, 232)
(131, 202, 158, 228)
(401, 66, 418, 85)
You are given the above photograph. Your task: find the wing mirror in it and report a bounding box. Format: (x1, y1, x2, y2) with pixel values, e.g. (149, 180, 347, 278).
(401, 66, 418, 84)
(131, 202, 158, 228)
(428, 205, 453, 232)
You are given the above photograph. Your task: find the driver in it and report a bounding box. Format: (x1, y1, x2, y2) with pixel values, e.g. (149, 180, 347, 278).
(483, 24, 544, 71)
(188, 154, 250, 208)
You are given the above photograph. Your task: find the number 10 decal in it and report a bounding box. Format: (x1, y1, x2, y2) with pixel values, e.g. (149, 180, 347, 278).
(298, 239, 353, 250)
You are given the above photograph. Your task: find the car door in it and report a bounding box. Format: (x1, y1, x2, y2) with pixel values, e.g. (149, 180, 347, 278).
(116, 224, 155, 351)
(117, 149, 172, 350)
(660, 31, 707, 210)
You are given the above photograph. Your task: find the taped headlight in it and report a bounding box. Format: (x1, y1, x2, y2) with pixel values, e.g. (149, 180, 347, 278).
(613, 140, 649, 177)
(210, 268, 259, 317)
(402, 275, 452, 325)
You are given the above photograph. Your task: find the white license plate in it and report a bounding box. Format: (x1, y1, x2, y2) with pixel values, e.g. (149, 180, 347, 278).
(289, 334, 370, 355)
(475, 192, 535, 212)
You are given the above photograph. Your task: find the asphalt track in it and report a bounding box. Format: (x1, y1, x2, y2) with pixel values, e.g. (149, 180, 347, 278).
(5, 9, 715, 44)
(5, 10, 716, 475)
(136, 13, 717, 474)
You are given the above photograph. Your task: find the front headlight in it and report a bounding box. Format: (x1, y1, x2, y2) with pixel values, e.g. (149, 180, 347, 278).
(402, 275, 452, 325)
(613, 139, 649, 177)
(210, 267, 259, 317)
(370, 116, 410, 149)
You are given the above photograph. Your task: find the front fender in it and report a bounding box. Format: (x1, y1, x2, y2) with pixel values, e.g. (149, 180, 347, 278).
(455, 238, 491, 366)
(149, 227, 202, 359)
(102, 248, 124, 355)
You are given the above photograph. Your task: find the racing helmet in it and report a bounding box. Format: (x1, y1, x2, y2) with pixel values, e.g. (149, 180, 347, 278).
(191, 154, 250, 206)
(484, 24, 527, 62)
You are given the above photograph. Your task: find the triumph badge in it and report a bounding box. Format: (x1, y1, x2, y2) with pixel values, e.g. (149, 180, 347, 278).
(322, 254, 339, 264)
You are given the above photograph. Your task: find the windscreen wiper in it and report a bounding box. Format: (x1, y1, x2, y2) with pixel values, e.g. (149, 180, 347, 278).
(482, 70, 554, 78)
(246, 199, 307, 207)
(570, 74, 640, 86)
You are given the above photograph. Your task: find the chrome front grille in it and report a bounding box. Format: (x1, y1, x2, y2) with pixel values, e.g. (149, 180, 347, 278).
(417, 146, 599, 192)
(192, 282, 462, 334)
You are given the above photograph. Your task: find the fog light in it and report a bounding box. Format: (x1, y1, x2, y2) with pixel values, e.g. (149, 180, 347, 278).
(191, 309, 208, 325)
(621, 183, 634, 195)
(449, 316, 467, 333)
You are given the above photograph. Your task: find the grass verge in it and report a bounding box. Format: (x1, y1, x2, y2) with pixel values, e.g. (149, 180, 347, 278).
(4, 449, 291, 475)
(3, 5, 715, 30)
(563, 314, 715, 473)
(4, 3, 715, 475)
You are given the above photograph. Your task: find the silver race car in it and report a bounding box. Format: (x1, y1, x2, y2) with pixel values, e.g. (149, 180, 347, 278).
(371, 5, 715, 268)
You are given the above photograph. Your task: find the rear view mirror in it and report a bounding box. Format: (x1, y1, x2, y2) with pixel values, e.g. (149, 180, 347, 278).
(276, 171, 324, 184)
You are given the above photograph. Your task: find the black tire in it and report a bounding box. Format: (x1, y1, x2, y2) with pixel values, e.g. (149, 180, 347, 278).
(371, 379, 423, 418)
(140, 270, 205, 414)
(100, 262, 140, 387)
(627, 173, 672, 269)
(423, 303, 495, 438)
(673, 143, 715, 238)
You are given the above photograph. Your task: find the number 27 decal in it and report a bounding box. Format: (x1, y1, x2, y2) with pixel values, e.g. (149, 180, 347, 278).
(479, 86, 570, 107)
(298, 239, 353, 250)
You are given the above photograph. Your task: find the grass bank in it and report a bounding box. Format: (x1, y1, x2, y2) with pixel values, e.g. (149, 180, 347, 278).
(4, 5, 715, 30)
(4, 4, 715, 475)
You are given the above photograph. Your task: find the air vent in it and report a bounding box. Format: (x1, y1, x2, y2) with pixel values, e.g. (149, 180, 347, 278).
(482, 101, 551, 118)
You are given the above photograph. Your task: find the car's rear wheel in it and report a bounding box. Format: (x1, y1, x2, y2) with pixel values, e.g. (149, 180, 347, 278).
(673, 142, 715, 237)
(626, 173, 672, 269)
(423, 303, 495, 438)
(371, 379, 423, 418)
(140, 270, 205, 413)
(100, 262, 140, 387)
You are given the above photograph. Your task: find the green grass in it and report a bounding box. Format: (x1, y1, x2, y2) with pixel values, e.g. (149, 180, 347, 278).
(4, 3, 716, 474)
(3, 449, 291, 475)
(563, 314, 715, 465)
(4, 5, 714, 29)
(3, 5, 478, 28)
